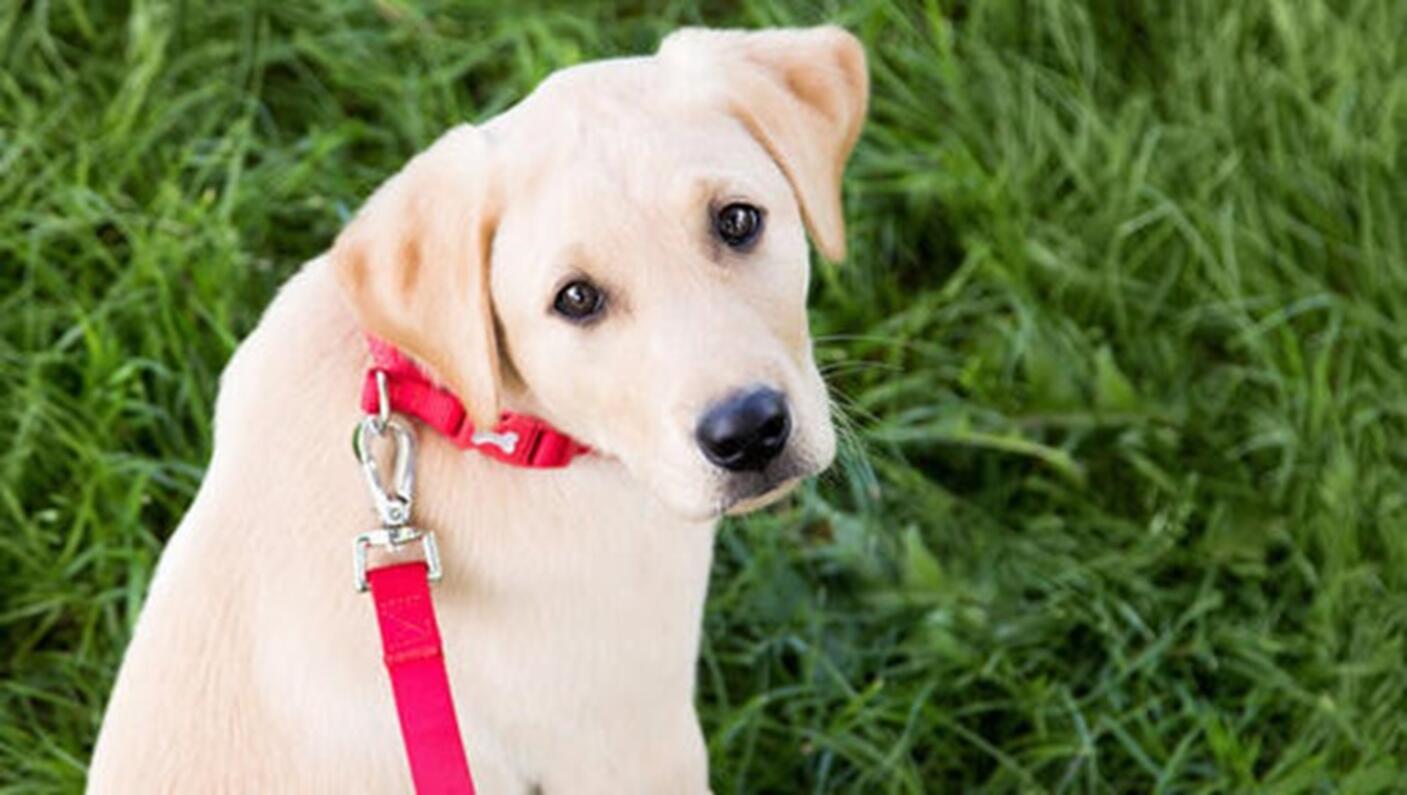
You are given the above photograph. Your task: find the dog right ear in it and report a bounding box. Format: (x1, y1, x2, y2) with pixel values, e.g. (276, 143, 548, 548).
(331, 125, 504, 429)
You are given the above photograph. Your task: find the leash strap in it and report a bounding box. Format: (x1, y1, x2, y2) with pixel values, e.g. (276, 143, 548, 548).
(367, 561, 477, 795)
(354, 336, 583, 791)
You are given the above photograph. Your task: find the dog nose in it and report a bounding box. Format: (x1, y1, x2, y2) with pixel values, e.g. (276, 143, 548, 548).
(695, 388, 791, 472)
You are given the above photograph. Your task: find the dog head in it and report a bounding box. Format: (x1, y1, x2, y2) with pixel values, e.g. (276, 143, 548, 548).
(333, 27, 867, 520)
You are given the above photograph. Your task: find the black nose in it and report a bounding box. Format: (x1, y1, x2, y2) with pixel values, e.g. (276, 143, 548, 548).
(695, 388, 791, 472)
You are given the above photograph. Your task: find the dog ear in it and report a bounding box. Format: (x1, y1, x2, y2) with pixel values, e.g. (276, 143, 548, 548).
(660, 26, 868, 262)
(331, 125, 502, 428)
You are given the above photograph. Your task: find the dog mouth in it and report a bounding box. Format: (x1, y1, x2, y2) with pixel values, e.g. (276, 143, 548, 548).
(716, 459, 811, 516)
(721, 477, 800, 515)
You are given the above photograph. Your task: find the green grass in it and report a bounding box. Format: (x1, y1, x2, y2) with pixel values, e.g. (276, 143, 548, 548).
(3, 0, 1406, 792)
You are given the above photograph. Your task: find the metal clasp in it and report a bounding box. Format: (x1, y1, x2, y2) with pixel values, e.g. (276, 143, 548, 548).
(353, 526, 443, 593)
(353, 413, 416, 527)
(351, 371, 441, 592)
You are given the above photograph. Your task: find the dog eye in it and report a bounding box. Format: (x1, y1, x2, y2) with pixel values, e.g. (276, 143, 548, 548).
(553, 279, 605, 322)
(715, 203, 764, 249)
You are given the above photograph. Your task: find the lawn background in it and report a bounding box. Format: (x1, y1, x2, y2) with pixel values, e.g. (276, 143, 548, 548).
(2, 0, 1405, 792)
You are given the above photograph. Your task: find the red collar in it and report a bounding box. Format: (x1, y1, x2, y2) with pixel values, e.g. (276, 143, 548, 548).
(361, 336, 589, 468)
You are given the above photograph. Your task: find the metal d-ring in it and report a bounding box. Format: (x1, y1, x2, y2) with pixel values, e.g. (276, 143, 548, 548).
(353, 412, 417, 528)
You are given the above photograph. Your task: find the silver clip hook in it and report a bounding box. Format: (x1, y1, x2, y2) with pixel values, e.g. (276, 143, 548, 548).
(352, 413, 416, 528)
(349, 371, 443, 592)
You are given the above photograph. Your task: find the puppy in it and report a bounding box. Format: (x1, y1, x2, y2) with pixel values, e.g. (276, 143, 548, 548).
(88, 26, 867, 793)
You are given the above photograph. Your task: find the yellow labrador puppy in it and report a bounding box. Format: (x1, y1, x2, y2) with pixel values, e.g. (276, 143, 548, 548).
(89, 26, 866, 794)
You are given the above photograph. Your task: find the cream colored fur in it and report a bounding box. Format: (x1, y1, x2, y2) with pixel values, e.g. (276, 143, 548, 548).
(88, 26, 866, 794)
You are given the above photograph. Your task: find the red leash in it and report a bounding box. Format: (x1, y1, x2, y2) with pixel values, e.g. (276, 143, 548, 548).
(368, 563, 476, 795)
(352, 338, 588, 793)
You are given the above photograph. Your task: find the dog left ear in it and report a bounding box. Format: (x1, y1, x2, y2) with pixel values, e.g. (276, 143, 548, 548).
(331, 125, 503, 429)
(659, 26, 868, 262)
